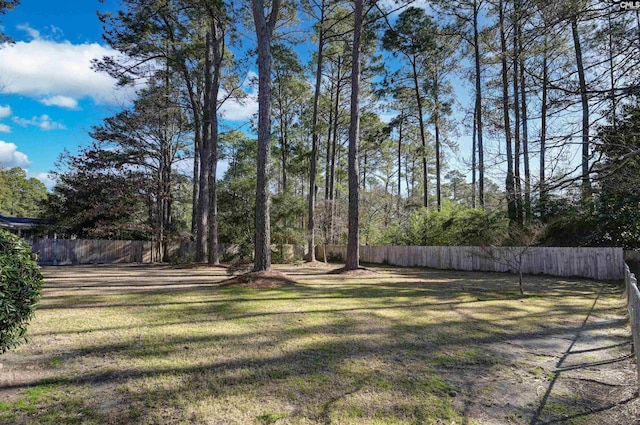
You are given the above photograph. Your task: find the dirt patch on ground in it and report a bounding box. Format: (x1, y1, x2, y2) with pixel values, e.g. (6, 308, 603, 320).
(218, 270, 297, 288)
(304, 260, 331, 267)
(170, 263, 228, 270)
(328, 266, 377, 275)
(448, 299, 638, 424)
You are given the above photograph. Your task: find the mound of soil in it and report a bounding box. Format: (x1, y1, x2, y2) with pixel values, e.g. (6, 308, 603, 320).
(171, 263, 228, 270)
(218, 270, 297, 288)
(329, 266, 376, 275)
(303, 260, 330, 267)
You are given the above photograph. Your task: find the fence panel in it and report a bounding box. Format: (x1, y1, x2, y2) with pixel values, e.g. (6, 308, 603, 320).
(625, 264, 640, 393)
(28, 239, 309, 265)
(28, 239, 153, 265)
(319, 245, 624, 280)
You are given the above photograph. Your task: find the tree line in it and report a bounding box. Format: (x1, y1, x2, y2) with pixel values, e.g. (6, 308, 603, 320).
(33, 0, 640, 270)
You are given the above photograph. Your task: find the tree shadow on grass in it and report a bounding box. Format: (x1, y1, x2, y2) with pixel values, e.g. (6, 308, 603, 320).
(526, 288, 637, 425)
(5, 330, 462, 423)
(3, 264, 635, 424)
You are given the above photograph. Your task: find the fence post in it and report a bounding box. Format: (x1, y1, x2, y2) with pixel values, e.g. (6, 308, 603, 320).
(631, 282, 640, 394)
(627, 264, 631, 307)
(625, 263, 640, 394)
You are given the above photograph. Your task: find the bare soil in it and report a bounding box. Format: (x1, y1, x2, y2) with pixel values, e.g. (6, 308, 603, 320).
(219, 270, 298, 288)
(449, 294, 639, 424)
(303, 260, 331, 267)
(328, 266, 377, 275)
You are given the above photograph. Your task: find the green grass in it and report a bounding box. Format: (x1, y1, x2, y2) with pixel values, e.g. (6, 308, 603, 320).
(0, 384, 105, 424)
(0, 264, 630, 424)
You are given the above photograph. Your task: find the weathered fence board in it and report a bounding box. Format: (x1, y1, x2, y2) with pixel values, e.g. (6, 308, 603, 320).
(27, 239, 307, 265)
(28, 239, 153, 265)
(28, 239, 216, 265)
(625, 264, 640, 392)
(320, 245, 624, 280)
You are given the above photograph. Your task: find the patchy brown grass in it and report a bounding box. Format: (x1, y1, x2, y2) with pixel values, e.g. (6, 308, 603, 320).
(0, 264, 637, 425)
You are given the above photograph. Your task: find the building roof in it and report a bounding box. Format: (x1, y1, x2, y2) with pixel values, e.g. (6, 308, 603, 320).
(0, 214, 53, 230)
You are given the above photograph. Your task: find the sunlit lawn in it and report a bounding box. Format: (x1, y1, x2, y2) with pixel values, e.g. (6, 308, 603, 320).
(0, 264, 633, 424)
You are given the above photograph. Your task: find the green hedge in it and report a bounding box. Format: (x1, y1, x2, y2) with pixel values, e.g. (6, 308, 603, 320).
(0, 230, 44, 353)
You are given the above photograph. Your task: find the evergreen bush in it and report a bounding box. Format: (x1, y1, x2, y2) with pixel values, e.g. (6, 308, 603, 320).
(0, 230, 44, 353)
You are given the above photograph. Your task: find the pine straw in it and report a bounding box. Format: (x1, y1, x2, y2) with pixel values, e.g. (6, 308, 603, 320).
(328, 266, 377, 275)
(218, 270, 297, 288)
(303, 260, 331, 267)
(171, 263, 228, 270)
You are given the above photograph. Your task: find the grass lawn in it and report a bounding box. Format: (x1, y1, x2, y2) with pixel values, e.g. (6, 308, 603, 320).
(0, 263, 637, 424)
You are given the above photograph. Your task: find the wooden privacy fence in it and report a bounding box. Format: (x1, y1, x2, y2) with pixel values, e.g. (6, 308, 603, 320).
(625, 263, 640, 392)
(27, 239, 307, 265)
(319, 245, 625, 280)
(28, 239, 158, 265)
(28, 239, 215, 265)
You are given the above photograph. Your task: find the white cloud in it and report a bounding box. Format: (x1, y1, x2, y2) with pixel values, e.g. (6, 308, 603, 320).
(378, 0, 432, 17)
(0, 140, 30, 168)
(0, 39, 134, 106)
(33, 172, 57, 191)
(243, 71, 259, 89)
(218, 93, 258, 122)
(13, 114, 66, 131)
(218, 72, 259, 122)
(0, 105, 11, 118)
(40, 95, 79, 110)
(16, 23, 41, 40)
(380, 0, 430, 9)
(49, 25, 64, 37)
(0, 105, 11, 133)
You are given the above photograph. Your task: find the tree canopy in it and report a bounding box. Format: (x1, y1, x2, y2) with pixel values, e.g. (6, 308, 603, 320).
(40, 0, 640, 255)
(0, 167, 47, 218)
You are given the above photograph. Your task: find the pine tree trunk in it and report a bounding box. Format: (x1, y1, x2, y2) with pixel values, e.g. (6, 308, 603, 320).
(276, 79, 288, 193)
(197, 33, 212, 263)
(324, 78, 334, 201)
(473, 0, 484, 209)
(196, 135, 209, 263)
(179, 60, 206, 261)
(472, 104, 477, 209)
(435, 118, 441, 211)
(192, 142, 199, 235)
(608, 10, 616, 130)
(517, 6, 530, 223)
(571, 16, 591, 200)
(412, 57, 429, 209)
(397, 113, 403, 216)
(329, 61, 341, 244)
(208, 20, 223, 266)
(499, 0, 516, 224)
(307, 0, 325, 262)
(434, 65, 441, 211)
(540, 38, 548, 215)
(346, 0, 363, 271)
(251, 0, 281, 272)
(512, 24, 523, 226)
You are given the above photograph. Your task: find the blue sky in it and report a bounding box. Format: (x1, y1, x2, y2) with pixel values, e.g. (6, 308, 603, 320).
(0, 0, 476, 192)
(0, 1, 261, 190)
(0, 0, 132, 188)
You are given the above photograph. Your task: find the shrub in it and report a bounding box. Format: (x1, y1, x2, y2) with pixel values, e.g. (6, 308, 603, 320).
(0, 230, 44, 353)
(382, 203, 508, 246)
